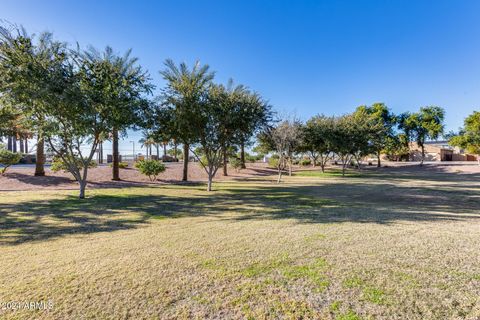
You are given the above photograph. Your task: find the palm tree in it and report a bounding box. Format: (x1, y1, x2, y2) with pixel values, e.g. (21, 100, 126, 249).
(139, 131, 155, 160)
(160, 59, 214, 181)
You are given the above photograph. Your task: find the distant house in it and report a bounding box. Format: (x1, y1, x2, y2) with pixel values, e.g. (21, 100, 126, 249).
(409, 141, 478, 161)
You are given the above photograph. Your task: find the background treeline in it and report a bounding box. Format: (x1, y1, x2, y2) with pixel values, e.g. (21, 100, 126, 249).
(257, 104, 446, 182)
(1, 23, 479, 198)
(0, 24, 271, 197)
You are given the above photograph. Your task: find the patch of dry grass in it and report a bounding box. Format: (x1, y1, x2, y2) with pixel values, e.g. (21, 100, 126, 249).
(0, 169, 480, 319)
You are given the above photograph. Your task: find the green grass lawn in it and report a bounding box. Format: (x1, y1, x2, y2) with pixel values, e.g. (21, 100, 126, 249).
(1, 170, 480, 319)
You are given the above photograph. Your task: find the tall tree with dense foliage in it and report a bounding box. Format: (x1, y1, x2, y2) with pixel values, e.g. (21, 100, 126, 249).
(410, 106, 445, 165)
(355, 103, 396, 167)
(188, 83, 232, 191)
(449, 111, 480, 165)
(234, 90, 272, 169)
(160, 59, 214, 181)
(81, 47, 153, 180)
(298, 115, 335, 172)
(0, 26, 62, 176)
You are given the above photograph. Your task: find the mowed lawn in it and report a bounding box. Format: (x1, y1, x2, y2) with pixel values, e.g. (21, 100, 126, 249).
(1, 168, 480, 319)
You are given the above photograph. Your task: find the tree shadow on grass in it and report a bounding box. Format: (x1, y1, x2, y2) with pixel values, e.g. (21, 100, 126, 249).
(1, 172, 479, 246)
(2, 172, 74, 187)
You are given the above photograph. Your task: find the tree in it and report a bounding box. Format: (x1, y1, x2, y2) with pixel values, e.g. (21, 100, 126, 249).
(148, 101, 178, 161)
(397, 112, 415, 161)
(382, 134, 410, 161)
(206, 80, 247, 176)
(410, 106, 445, 165)
(80, 46, 153, 181)
(0, 26, 61, 176)
(355, 103, 396, 167)
(234, 90, 272, 169)
(330, 115, 356, 176)
(160, 59, 214, 181)
(139, 131, 155, 159)
(449, 111, 480, 165)
(298, 115, 335, 172)
(258, 118, 302, 183)
(188, 83, 240, 191)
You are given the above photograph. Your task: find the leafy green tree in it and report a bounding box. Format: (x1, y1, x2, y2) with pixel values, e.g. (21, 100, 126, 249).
(234, 90, 272, 169)
(397, 112, 416, 161)
(298, 115, 335, 172)
(160, 59, 214, 181)
(167, 147, 182, 159)
(0, 26, 63, 176)
(80, 47, 153, 181)
(355, 103, 396, 167)
(188, 83, 242, 191)
(208, 80, 246, 176)
(330, 115, 356, 176)
(449, 111, 480, 165)
(51, 156, 97, 176)
(382, 134, 410, 161)
(0, 104, 18, 139)
(410, 106, 445, 165)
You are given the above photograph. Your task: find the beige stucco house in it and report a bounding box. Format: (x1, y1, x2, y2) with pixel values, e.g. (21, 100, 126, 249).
(409, 141, 478, 161)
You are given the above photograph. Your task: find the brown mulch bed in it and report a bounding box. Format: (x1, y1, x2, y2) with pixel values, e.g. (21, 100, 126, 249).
(0, 162, 278, 191)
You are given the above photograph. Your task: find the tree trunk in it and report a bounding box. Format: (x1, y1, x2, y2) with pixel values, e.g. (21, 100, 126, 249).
(79, 179, 87, 199)
(222, 144, 228, 176)
(277, 167, 283, 184)
(288, 159, 292, 176)
(24, 139, 28, 153)
(240, 142, 246, 169)
(12, 136, 17, 152)
(35, 135, 45, 176)
(377, 150, 381, 167)
(163, 143, 167, 160)
(182, 143, 189, 181)
(98, 142, 103, 164)
(156, 144, 159, 159)
(420, 145, 425, 166)
(19, 138, 24, 153)
(7, 136, 12, 151)
(320, 158, 326, 173)
(207, 173, 213, 191)
(112, 128, 120, 180)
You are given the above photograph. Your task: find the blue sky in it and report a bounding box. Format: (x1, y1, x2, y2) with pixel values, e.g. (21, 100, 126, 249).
(3, 0, 480, 155)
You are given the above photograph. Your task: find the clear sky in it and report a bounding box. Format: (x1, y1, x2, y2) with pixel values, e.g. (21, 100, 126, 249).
(3, 0, 480, 155)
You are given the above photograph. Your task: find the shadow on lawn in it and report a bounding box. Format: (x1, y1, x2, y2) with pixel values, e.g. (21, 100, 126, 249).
(1, 169, 480, 246)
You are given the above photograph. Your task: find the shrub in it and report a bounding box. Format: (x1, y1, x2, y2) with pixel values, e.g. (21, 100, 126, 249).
(299, 158, 311, 166)
(0, 149, 22, 174)
(268, 157, 279, 168)
(246, 154, 263, 163)
(109, 161, 128, 169)
(135, 159, 165, 181)
(229, 157, 242, 172)
(51, 156, 97, 174)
